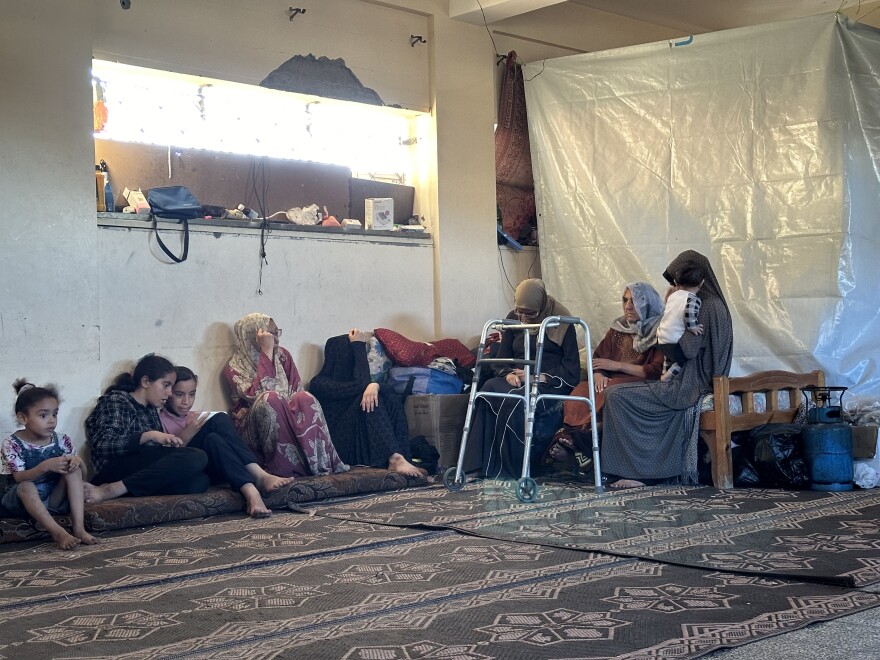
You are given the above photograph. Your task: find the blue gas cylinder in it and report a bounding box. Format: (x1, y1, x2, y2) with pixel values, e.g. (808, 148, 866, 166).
(801, 423, 853, 492)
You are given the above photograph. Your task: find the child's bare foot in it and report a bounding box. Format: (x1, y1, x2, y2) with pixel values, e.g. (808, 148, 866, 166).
(242, 484, 272, 518)
(388, 453, 427, 477)
(247, 501, 272, 518)
(52, 529, 81, 551)
(257, 473, 294, 493)
(73, 527, 99, 545)
(85, 481, 127, 504)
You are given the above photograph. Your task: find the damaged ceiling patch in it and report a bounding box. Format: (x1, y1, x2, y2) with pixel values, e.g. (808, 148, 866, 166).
(260, 54, 383, 105)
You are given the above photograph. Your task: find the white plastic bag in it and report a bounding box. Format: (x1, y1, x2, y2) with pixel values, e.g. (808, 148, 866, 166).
(285, 203, 320, 225)
(854, 462, 879, 489)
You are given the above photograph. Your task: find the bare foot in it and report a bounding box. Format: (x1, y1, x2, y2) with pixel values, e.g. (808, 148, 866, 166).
(85, 481, 127, 504)
(82, 482, 99, 502)
(548, 443, 574, 464)
(73, 527, 99, 545)
(257, 473, 294, 493)
(51, 529, 81, 551)
(242, 484, 272, 518)
(545, 432, 575, 465)
(609, 479, 647, 489)
(388, 453, 427, 477)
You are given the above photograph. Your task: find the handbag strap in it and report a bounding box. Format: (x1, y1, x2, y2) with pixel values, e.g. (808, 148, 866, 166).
(401, 375, 416, 402)
(152, 215, 189, 263)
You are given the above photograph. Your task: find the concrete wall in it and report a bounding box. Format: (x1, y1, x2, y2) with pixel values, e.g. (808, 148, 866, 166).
(96, 220, 435, 401)
(0, 1, 101, 444)
(0, 0, 529, 443)
(0, 0, 677, 445)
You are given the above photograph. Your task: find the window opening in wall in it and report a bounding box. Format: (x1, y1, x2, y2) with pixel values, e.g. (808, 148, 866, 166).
(92, 60, 428, 186)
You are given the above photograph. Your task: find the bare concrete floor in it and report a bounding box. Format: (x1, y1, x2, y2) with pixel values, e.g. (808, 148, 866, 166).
(707, 592, 880, 659)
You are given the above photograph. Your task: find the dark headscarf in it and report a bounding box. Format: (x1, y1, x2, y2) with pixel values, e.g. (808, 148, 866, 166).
(663, 250, 730, 316)
(662, 250, 733, 392)
(310, 334, 365, 424)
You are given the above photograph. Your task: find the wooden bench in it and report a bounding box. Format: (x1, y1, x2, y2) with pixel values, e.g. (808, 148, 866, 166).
(699, 370, 825, 488)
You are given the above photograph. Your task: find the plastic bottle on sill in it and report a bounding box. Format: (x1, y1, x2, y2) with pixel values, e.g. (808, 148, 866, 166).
(103, 173, 114, 213)
(95, 165, 106, 212)
(100, 160, 114, 213)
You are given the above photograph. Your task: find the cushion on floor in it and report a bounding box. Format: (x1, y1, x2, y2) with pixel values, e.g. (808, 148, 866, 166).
(0, 467, 426, 543)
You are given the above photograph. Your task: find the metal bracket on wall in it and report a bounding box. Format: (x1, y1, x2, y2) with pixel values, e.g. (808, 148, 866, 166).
(289, 7, 306, 20)
(410, 35, 427, 47)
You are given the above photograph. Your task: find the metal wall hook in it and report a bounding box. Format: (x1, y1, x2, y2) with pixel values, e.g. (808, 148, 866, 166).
(288, 7, 306, 20)
(410, 35, 427, 47)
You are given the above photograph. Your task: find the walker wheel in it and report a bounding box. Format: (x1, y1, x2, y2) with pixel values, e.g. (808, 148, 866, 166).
(443, 467, 465, 492)
(516, 477, 538, 503)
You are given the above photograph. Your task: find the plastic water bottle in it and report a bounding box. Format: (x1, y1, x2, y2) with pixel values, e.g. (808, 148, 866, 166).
(103, 173, 114, 213)
(95, 166, 106, 211)
(100, 159, 114, 213)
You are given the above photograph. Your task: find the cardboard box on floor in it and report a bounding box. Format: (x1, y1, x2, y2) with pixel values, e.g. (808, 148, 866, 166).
(852, 425, 878, 459)
(405, 394, 481, 473)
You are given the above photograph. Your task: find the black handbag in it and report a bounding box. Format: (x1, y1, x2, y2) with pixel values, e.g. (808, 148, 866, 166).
(148, 186, 203, 263)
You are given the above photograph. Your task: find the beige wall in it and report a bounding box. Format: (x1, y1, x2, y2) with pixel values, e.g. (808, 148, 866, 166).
(0, 0, 685, 443)
(0, 1, 101, 442)
(0, 0, 528, 441)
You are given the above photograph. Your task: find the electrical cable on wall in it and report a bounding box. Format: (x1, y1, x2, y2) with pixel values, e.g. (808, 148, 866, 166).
(475, 0, 501, 60)
(497, 243, 516, 292)
(245, 157, 272, 295)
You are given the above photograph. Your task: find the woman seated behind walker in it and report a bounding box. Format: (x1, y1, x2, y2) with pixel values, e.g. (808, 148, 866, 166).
(159, 366, 293, 518)
(471, 278, 581, 479)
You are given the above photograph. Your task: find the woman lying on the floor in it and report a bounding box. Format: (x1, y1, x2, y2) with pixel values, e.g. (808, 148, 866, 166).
(543, 282, 664, 473)
(85, 354, 211, 503)
(159, 366, 294, 518)
(224, 313, 349, 478)
(310, 328, 425, 477)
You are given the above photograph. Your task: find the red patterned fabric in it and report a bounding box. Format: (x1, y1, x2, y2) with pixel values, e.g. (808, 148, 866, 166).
(432, 338, 476, 368)
(495, 50, 537, 242)
(373, 328, 440, 367)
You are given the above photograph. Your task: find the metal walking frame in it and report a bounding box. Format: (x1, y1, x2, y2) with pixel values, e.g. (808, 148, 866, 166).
(443, 315, 603, 502)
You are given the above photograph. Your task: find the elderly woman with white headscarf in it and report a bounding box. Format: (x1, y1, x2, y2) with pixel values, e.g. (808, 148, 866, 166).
(223, 313, 349, 478)
(543, 282, 665, 472)
(472, 279, 581, 479)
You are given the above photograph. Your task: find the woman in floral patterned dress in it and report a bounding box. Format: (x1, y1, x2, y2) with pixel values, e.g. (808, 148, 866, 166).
(223, 313, 349, 478)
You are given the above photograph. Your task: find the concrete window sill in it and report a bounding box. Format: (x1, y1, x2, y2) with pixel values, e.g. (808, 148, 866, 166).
(97, 212, 432, 245)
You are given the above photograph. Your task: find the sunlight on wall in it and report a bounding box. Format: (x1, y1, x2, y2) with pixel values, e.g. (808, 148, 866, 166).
(92, 60, 427, 184)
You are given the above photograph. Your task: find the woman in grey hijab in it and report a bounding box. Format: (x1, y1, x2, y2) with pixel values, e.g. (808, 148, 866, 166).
(600, 251, 733, 488)
(544, 282, 665, 472)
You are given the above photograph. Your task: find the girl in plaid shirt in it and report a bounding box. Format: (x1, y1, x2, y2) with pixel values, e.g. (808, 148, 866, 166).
(85, 355, 210, 503)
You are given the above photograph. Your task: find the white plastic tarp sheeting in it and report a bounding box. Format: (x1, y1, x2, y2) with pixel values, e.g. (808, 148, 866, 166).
(524, 13, 880, 403)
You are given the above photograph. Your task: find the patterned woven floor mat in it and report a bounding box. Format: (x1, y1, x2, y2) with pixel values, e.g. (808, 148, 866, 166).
(1, 506, 879, 659)
(296, 480, 880, 587)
